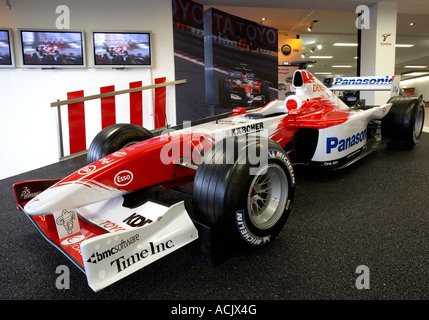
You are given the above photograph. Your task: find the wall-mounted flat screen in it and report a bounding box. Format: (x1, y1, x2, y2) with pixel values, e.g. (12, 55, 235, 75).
(19, 29, 85, 67)
(92, 31, 152, 67)
(0, 29, 14, 67)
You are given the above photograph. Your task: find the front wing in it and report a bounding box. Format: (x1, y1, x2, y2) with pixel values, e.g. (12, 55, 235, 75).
(13, 180, 198, 291)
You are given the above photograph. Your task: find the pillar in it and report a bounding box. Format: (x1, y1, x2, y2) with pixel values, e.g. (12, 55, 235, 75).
(360, 2, 397, 105)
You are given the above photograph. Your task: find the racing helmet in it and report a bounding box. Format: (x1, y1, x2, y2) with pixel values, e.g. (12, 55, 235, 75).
(284, 95, 303, 112)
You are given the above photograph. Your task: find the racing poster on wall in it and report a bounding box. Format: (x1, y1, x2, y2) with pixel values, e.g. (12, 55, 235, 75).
(172, 0, 207, 123)
(204, 7, 278, 114)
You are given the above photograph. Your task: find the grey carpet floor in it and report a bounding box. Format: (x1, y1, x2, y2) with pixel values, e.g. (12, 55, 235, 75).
(1, 134, 428, 304)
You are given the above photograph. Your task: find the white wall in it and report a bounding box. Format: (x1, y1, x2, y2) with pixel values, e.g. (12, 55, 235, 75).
(400, 75, 429, 132)
(0, 0, 176, 180)
(400, 76, 429, 100)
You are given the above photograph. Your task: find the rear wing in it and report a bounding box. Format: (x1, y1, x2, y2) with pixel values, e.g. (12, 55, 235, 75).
(323, 75, 401, 96)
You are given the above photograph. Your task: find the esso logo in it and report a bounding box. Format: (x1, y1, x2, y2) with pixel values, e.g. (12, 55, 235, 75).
(114, 170, 134, 186)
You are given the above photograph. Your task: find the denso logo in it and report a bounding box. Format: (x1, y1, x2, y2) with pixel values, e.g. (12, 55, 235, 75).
(326, 129, 367, 154)
(114, 170, 133, 186)
(313, 84, 325, 92)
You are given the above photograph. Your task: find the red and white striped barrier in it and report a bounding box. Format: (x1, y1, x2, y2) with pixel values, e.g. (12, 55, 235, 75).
(53, 77, 179, 158)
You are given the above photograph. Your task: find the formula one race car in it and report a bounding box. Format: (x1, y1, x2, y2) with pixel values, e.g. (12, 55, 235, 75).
(219, 64, 271, 107)
(13, 69, 425, 291)
(36, 44, 60, 60)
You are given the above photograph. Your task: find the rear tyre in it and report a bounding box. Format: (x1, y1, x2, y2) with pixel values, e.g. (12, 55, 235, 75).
(261, 81, 270, 105)
(192, 136, 295, 248)
(219, 79, 233, 108)
(381, 95, 425, 148)
(87, 123, 153, 163)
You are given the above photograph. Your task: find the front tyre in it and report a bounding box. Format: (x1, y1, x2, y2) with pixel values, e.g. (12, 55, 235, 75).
(87, 123, 153, 164)
(192, 136, 295, 248)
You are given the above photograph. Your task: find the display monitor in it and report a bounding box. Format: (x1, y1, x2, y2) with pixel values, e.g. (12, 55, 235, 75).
(92, 31, 152, 67)
(19, 29, 86, 68)
(0, 29, 15, 68)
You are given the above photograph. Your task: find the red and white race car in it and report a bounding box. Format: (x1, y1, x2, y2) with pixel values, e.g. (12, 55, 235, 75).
(219, 65, 271, 107)
(13, 69, 425, 291)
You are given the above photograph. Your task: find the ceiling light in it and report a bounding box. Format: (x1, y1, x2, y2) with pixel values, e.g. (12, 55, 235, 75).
(314, 72, 332, 75)
(405, 65, 427, 69)
(309, 55, 333, 59)
(409, 22, 415, 26)
(401, 75, 429, 85)
(332, 65, 353, 68)
(260, 17, 266, 24)
(395, 44, 414, 47)
(403, 72, 429, 77)
(307, 20, 318, 32)
(317, 44, 322, 50)
(333, 43, 358, 46)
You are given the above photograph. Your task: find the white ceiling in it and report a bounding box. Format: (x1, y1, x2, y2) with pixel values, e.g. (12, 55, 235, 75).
(198, 0, 429, 79)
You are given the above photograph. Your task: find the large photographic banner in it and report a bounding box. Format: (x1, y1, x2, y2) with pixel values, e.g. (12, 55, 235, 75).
(204, 8, 278, 114)
(172, 0, 207, 123)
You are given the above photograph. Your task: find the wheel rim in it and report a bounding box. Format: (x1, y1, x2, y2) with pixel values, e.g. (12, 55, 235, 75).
(414, 107, 424, 139)
(247, 163, 288, 230)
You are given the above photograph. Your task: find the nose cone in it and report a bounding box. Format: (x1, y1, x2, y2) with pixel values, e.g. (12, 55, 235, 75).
(24, 180, 123, 216)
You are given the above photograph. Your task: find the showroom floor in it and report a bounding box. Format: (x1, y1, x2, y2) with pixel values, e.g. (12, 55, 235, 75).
(1, 132, 429, 302)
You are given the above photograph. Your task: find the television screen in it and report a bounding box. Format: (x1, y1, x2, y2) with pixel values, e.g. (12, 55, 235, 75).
(92, 31, 152, 67)
(19, 29, 85, 67)
(0, 29, 14, 67)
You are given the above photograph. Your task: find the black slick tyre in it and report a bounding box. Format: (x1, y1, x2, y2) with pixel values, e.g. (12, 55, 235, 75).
(219, 79, 233, 108)
(87, 123, 153, 163)
(381, 95, 425, 148)
(261, 81, 270, 105)
(192, 136, 295, 248)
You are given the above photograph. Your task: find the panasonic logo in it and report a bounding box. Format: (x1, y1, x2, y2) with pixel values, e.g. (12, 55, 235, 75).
(333, 76, 392, 86)
(326, 129, 367, 154)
